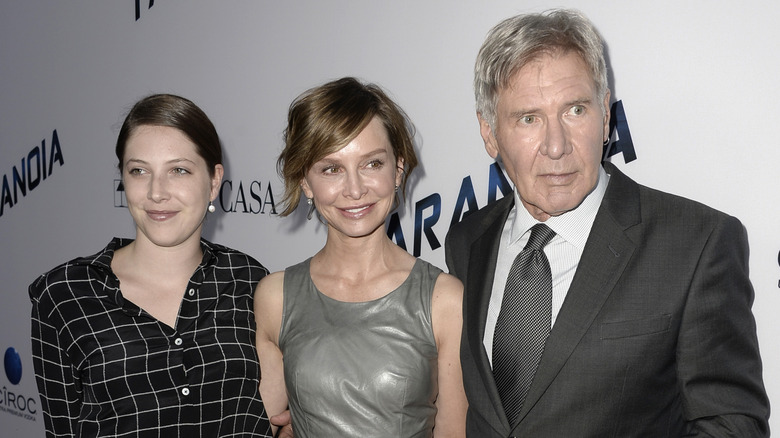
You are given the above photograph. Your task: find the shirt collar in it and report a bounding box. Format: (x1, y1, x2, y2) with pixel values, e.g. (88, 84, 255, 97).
(509, 165, 610, 249)
(79, 237, 216, 273)
(77, 237, 133, 271)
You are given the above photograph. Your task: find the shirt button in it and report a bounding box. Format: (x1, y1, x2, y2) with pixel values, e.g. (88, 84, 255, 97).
(174, 338, 183, 346)
(188, 288, 196, 297)
(181, 387, 190, 396)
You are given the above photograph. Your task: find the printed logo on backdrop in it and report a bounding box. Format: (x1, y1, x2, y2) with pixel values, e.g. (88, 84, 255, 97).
(1, 130, 65, 219)
(114, 179, 127, 207)
(1, 347, 37, 422)
(387, 100, 637, 257)
(114, 178, 279, 215)
(135, 0, 155, 21)
(218, 180, 277, 215)
(604, 101, 636, 163)
(388, 162, 513, 257)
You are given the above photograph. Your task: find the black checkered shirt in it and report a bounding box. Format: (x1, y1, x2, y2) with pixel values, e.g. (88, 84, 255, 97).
(30, 238, 273, 437)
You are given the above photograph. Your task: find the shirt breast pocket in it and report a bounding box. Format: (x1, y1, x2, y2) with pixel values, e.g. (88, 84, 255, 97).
(203, 307, 259, 380)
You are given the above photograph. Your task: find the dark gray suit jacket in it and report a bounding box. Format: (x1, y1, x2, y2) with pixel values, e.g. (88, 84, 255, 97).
(445, 162, 769, 437)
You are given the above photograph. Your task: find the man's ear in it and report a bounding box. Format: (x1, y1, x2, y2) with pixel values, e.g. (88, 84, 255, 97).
(602, 90, 611, 143)
(478, 112, 500, 159)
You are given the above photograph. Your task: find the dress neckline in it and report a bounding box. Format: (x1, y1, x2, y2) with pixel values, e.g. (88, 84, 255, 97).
(304, 257, 421, 304)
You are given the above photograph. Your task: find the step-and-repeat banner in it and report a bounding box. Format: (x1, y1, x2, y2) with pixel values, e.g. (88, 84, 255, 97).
(2, 1, 778, 434)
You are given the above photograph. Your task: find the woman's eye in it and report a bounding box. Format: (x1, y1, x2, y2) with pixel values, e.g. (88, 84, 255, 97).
(128, 168, 145, 176)
(366, 160, 383, 169)
(173, 167, 190, 175)
(323, 166, 339, 174)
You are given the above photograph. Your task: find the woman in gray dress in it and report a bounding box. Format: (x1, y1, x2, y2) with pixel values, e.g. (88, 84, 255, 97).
(255, 77, 467, 437)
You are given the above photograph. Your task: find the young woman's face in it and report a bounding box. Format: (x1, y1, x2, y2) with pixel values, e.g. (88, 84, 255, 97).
(122, 125, 222, 249)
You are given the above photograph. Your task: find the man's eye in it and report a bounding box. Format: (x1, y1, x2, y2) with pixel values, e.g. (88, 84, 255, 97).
(521, 115, 535, 124)
(570, 105, 585, 115)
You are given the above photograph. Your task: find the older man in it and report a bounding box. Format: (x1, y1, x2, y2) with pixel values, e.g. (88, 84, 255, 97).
(445, 9, 769, 437)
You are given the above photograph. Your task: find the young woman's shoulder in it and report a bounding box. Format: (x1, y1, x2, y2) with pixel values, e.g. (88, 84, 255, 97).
(28, 239, 123, 302)
(201, 239, 269, 277)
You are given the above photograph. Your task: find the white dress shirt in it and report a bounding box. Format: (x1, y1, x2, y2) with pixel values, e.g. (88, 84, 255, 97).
(483, 166, 610, 367)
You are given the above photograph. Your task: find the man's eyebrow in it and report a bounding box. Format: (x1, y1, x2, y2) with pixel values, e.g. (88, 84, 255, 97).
(507, 98, 594, 118)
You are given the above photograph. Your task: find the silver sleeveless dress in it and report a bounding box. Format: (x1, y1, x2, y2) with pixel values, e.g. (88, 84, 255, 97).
(279, 258, 440, 438)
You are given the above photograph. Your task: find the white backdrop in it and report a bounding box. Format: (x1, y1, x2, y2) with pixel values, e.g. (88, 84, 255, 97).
(1, 1, 778, 435)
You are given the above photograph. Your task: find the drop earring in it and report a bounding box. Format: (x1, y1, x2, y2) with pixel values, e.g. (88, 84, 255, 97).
(208, 201, 216, 213)
(306, 198, 315, 220)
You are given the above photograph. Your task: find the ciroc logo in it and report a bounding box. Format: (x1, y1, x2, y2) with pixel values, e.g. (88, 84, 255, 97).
(3, 348, 22, 385)
(1, 347, 38, 420)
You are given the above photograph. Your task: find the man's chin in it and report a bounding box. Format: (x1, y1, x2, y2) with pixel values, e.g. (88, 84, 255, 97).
(522, 197, 586, 221)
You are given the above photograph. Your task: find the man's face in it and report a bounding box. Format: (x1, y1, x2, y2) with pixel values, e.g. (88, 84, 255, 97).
(479, 51, 610, 221)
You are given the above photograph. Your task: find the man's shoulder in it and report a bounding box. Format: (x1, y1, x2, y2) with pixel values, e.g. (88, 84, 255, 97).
(453, 195, 513, 230)
(605, 162, 735, 225)
(626, 180, 735, 234)
(448, 195, 513, 242)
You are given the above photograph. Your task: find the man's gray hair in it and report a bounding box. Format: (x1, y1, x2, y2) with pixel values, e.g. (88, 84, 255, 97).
(474, 9, 608, 128)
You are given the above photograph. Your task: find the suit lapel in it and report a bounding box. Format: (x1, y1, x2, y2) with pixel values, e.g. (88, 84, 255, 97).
(514, 163, 642, 426)
(465, 196, 514, 432)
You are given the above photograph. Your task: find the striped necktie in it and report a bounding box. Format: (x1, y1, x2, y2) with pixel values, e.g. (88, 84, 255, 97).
(492, 223, 556, 426)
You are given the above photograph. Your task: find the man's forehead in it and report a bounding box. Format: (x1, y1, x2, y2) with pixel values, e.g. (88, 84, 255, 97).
(502, 73, 593, 104)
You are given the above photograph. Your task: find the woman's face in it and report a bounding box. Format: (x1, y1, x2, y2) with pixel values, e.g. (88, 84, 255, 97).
(122, 125, 223, 249)
(301, 117, 403, 240)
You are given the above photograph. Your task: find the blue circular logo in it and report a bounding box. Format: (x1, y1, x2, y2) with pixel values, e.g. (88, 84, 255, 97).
(4, 347, 23, 385)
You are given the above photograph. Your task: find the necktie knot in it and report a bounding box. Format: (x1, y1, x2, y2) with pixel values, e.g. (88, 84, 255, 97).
(524, 223, 555, 252)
